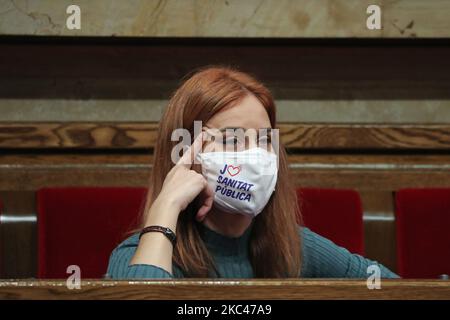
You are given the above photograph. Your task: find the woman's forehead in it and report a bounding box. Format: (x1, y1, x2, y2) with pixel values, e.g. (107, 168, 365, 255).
(205, 95, 271, 129)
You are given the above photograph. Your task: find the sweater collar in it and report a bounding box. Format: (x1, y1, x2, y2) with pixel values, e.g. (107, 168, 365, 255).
(196, 220, 254, 257)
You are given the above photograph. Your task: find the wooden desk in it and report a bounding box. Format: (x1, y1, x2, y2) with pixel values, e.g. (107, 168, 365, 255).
(0, 279, 449, 300)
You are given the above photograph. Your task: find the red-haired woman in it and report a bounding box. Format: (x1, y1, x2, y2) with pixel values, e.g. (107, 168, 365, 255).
(107, 66, 398, 279)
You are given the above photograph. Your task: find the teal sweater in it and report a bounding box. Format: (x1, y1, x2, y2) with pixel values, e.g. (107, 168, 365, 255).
(106, 222, 399, 279)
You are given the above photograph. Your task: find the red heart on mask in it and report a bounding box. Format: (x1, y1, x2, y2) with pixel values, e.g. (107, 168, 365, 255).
(227, 165, 241, 176)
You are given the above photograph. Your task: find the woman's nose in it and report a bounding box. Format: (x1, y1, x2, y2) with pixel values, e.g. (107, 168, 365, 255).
(247, 137, 258, 149)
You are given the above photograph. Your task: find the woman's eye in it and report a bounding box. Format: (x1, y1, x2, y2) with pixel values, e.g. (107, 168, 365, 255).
(223, 137, 239, 145)
(258, 136, 271, 144)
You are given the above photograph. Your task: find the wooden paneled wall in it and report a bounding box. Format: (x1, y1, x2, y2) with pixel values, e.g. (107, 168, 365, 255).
(1, 37, 450, 278)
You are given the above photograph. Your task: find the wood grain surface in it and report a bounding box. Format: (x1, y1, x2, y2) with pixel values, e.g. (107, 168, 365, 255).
(1, 123, 450, 149)
(0, 279, 449, 300)
(1, 154, 449, 191)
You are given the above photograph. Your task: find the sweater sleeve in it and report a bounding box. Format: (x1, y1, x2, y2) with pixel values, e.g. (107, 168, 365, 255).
(106, 233, 185, 279)
(300, 227, 400, 279)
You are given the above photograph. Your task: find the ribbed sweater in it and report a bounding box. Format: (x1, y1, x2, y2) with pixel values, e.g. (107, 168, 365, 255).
(106, 222, 399, 279)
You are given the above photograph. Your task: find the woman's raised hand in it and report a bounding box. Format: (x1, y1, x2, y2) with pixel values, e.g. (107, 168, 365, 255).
(155, 132, 214, 222)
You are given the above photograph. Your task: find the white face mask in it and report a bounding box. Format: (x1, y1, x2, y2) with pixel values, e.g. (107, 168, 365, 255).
(196, 147, 278, 218)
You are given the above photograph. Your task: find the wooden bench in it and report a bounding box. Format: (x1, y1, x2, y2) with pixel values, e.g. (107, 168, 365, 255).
(0, 279, 449, 300)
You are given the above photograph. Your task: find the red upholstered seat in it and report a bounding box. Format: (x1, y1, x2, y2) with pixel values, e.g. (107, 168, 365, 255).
(297, 188, 365, 255)
(396, 188, 450, 278)
(37, 187, 147, 279)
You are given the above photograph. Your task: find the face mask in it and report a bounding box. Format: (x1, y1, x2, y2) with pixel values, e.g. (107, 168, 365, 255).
(196, 147, 278, 218)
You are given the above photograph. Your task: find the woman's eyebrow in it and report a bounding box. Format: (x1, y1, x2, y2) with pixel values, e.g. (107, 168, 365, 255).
(218, 127, 245, 132)
(217, 127, 272, 132)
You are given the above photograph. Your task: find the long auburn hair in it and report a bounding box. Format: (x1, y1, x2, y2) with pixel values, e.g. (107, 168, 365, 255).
(139, 65, 302, 278)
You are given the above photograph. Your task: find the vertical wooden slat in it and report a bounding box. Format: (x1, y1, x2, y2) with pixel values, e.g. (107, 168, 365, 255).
(0, 191, 37, 278)
(360, 191, 397, 272)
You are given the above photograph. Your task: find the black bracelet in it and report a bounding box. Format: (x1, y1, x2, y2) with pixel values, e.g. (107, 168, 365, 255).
(139, 225, 176, 246)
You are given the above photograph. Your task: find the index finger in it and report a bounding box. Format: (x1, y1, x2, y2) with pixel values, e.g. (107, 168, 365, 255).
(177, 131, 206, 168)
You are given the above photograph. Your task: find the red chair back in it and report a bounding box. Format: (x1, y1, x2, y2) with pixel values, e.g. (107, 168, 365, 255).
(37, 187, 147, 278)
(297, 188, 365, 255)
(396, 188, 450, 278)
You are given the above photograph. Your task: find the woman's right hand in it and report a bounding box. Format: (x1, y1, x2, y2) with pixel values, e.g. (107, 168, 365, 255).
(154, 132, 214, 222)
(132, 134, 212, 271)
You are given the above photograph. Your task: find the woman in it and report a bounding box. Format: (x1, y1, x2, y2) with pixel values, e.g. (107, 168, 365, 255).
(107, 66, 398, 279)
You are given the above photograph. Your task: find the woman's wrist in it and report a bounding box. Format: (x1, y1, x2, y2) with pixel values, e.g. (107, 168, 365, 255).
(144, 196, 180, 230)
(139, 225, 177, 246)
